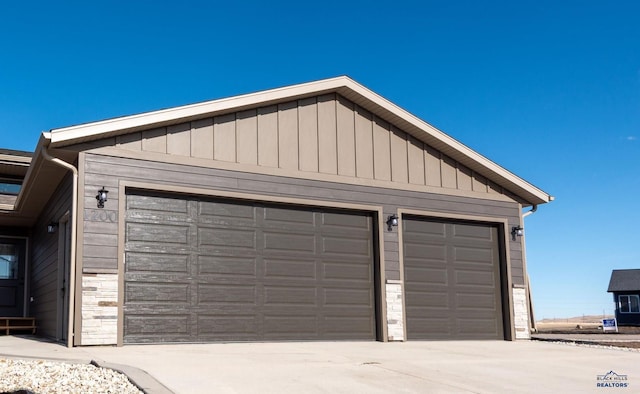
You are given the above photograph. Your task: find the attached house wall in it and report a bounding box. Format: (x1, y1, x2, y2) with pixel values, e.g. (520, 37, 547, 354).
(77, 150, 528, 345)
(67, 92, 532, 345)
(29, 173, 72, 339)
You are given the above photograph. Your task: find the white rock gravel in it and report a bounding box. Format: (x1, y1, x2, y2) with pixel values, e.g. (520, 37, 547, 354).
(0, 358, 143, 394)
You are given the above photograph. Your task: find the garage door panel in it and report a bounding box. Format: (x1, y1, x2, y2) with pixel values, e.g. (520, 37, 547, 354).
(264, 232, 315, 252)
(264, 207, 315, 224)
(199, 228, 256, 249)
(452, 224, 494, 240)
(404, 216, 503, 340)
(264, 286, 318, 306)
(264, 258, 316, 279)
(124, 192, 376, 343)
(197, 256, 257, 276)
(127, 223, 190, 244)
(198, 200, 256, 219)
(403, 220, 445, 236)
(323, 261, 371, 281)
(404, 243, 446, 260)
(197, 315, 258, 336)
(126, 252, 189, 273)
(125, 282, 190, 303)
(321, 212, 370, 229)
(127, 194, 189, 213)
(324, 288, 372, 306)
(455, 270, 496, 287)
(406, 293, 449, 309)
(405, 266, 447, 284)
(197, 283, 256, 305)
(322, 236, 370, 256)
(125, 314, 190, 336)
(454, 246, 494, 264)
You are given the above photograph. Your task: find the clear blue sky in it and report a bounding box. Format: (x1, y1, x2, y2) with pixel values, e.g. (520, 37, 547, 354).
(1, 1, 638, 319)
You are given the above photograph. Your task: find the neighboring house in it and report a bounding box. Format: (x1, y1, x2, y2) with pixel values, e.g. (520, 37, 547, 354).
(608, 269, 640, 325)
(0, 76, 553, 346)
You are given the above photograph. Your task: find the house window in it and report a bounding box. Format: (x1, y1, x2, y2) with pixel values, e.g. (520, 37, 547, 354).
(619, 295, 640, 313)
(0, 244, 18, 279)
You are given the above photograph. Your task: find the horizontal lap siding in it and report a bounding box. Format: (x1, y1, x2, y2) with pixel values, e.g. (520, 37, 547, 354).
(30, 173, 72, 338)
(81, 154, 524, 287)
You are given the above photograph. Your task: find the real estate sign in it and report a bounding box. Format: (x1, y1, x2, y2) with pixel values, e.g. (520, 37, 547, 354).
(602, 318, 618, 333)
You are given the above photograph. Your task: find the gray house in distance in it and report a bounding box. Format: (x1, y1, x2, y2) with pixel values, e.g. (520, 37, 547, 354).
(0, 77, 553, 346)
(608, 269, 640, 325)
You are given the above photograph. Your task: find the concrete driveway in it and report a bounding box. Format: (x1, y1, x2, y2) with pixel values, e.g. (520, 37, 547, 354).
(1, 337, 638, 393)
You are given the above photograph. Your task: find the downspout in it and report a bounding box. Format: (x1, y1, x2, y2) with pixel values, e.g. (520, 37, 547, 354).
(41, 144, 78, 348)
(521, 204, 537, 333)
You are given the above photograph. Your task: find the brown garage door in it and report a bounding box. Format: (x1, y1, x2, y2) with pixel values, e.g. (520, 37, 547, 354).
(123, 191, 377, 343)
(403, 216, 504, 340)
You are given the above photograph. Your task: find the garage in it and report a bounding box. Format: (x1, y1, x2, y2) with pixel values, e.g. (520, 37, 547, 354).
(123, 191, 378, 343)
(403, 215, 505, 340)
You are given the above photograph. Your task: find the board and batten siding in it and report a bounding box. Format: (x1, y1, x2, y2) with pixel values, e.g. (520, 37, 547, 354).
(103, 93, 512, 200)
(30, 173, 72, 338)
(80, 153, 524, 286)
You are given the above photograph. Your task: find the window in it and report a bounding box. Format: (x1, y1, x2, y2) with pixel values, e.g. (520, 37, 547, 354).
(0, 179, 21, 195)
(619, 295, 640, 314)
(0, 243, 18, 279)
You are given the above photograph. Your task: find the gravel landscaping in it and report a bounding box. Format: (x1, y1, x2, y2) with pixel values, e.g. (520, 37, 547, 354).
(0, 358, 142, 394)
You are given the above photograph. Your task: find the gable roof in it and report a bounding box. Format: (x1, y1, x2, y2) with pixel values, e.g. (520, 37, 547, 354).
(608, 269, 640, 292)
(45, 76, 553, 206)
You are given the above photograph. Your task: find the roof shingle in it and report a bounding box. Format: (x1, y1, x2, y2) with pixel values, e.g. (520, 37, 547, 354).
(608, 269, 640, 292)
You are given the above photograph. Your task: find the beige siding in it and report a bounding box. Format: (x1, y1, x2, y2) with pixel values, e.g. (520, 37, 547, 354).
(336, 96, 356, 177)
(191, 118, 214, 159)
(407, 136, 425, 185)
(214, 114, 236, 162)
(257, 106, 278, 167)
(167, 123, 190, 156)
(111, 94, 510, 199)
(354, 106, 374, 179)
(372, 117, 391, 181)
(390, 127, 408, 183)
(278, 102, 298, 170)
(317, 94, 338, 175)
(142, 128, 167, 153)
(298, 98, 318, 172)
(236, 110, 257, 165)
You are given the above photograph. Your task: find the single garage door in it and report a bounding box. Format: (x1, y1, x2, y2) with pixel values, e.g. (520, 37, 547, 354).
(403, 216, 504, 340)
(123, 191, 377, 343)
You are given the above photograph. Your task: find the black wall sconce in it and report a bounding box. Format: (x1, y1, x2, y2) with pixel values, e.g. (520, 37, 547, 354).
(387, 214, 399, 231)
(96, 187, 109, 208)
(47, 222, 58, 234)
(511, 225, 523, 241)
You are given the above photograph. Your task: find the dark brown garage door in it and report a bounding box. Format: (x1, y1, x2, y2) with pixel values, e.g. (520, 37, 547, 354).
(123, 191, 377, 343)
(403, 216, 504, 340)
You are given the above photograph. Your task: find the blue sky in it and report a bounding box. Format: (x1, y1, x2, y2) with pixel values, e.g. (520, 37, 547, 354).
(1, 1, 638, 319)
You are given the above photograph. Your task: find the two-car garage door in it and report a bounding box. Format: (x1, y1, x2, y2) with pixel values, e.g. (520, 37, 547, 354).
(123, 191, 377, 343)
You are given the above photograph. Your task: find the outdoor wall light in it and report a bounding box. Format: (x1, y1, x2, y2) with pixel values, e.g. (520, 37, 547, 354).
(387, 214, 399, 231)
(511, 225, 524, 241)
(96, 187, 109, 208)
(47, 222, 58, 234)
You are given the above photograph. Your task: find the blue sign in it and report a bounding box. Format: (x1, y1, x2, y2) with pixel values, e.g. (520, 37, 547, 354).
(602, 318, 618, 332)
